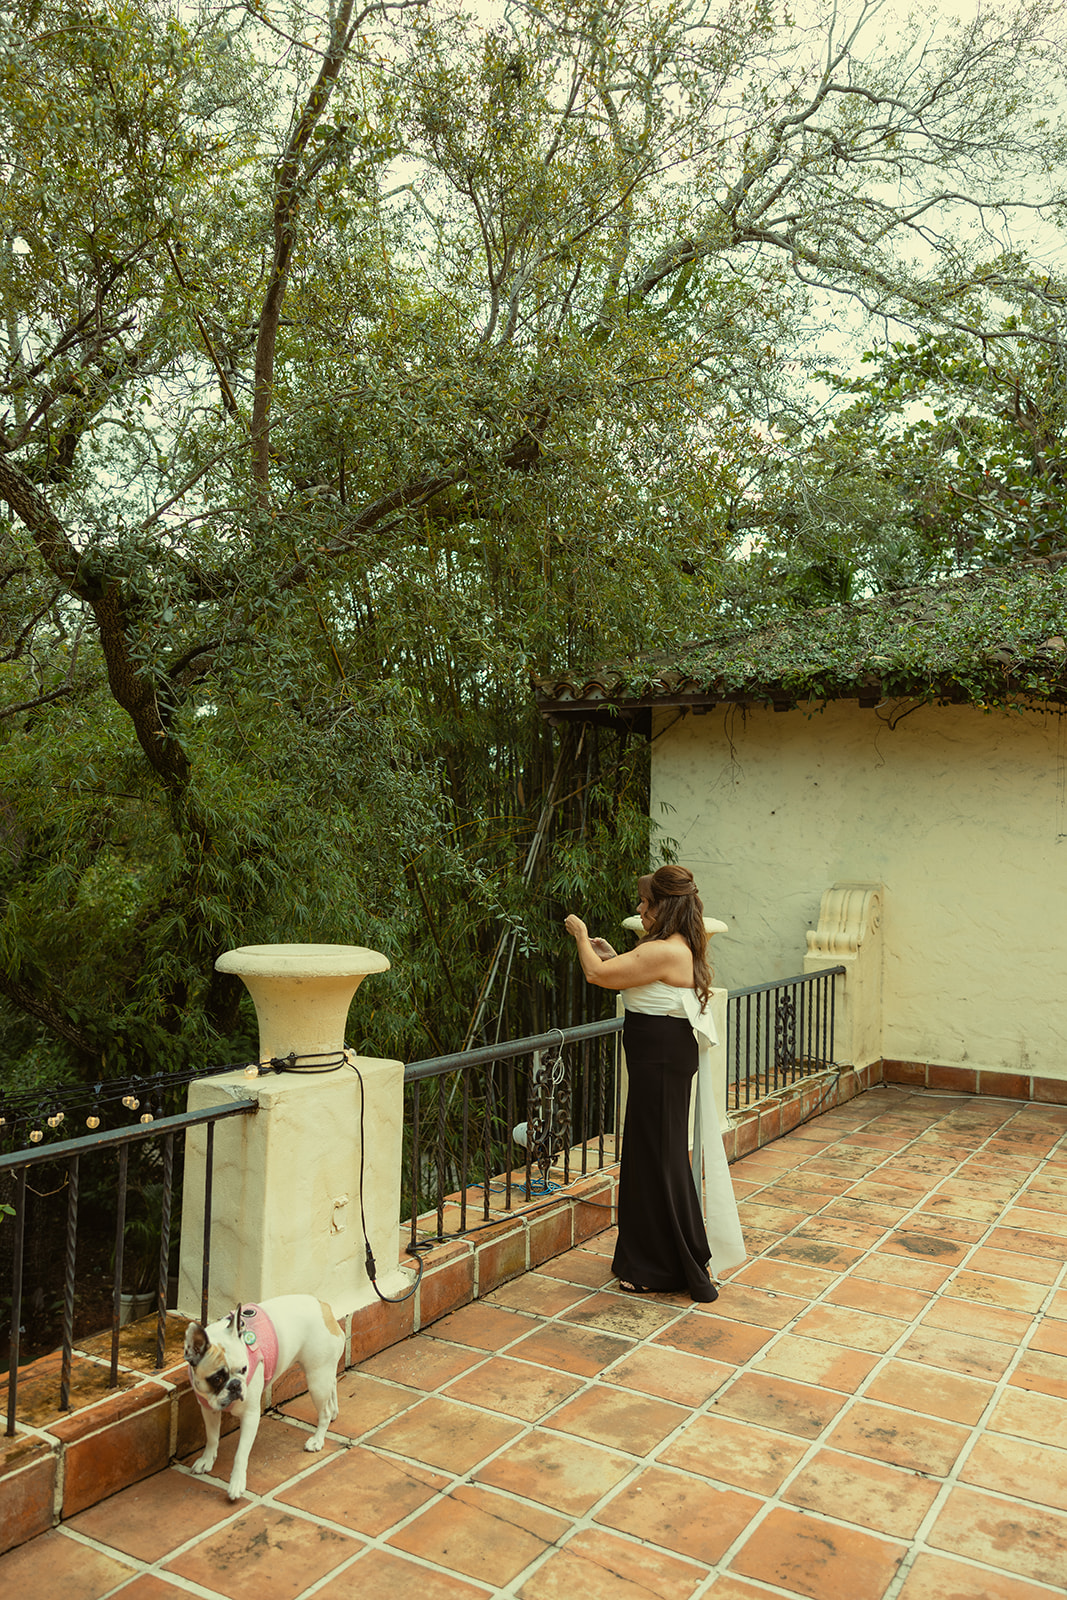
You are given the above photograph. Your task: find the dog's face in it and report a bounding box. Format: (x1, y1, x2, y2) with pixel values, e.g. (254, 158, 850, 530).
(185, 1310, 251, 1411)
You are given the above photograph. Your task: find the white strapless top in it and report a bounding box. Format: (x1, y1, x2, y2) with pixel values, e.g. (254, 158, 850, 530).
(622, 980, 690, 1017)
(623, 980, 718, 1047)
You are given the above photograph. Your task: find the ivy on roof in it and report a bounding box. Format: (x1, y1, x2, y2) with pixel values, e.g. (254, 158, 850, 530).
(540, 563, 1067, 713)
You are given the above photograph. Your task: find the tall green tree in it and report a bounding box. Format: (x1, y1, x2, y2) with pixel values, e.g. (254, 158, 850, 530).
(2, 0, 1066, 1082)
(726, 279, 1067, 608)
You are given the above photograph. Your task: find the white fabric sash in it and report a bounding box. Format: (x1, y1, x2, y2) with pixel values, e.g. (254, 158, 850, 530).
(676, 988, 747, 1276)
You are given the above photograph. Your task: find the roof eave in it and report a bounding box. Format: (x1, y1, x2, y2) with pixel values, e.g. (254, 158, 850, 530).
(536, 676, 1067, 726)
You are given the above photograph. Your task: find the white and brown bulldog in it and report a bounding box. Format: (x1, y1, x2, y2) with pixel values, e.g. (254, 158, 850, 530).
(184, 1295, 344, 1501)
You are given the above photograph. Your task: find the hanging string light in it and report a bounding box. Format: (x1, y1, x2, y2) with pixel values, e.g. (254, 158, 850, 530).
(1, 1050, 348, 1151)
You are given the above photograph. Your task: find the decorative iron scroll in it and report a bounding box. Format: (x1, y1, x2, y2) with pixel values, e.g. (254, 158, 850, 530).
(773, 988, 797, 1084)
(524, 1030, 572, 1189)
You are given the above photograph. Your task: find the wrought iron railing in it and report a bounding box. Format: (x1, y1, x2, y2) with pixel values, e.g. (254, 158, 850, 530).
(1, 1099, 255, 1436)
(727, 967, 846, 1110)
(404, 968, 847, 1239)
(403, 1018, 623, 1245)
(2, 968, 845, 1428)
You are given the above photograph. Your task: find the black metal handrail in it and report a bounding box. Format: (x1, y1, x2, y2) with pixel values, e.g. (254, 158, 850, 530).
(3, 1099, 255, 1437)
(403, 1017, 624, 1245)
(404, 1016, 626, 1081)
(727, 967, 846, 1109)
(2, 966, 847, 1434)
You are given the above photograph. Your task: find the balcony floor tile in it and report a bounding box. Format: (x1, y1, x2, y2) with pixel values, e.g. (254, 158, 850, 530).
(5, 1085, 1067, 1600)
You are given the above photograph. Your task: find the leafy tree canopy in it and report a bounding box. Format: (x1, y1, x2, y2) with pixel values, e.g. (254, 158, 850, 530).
(729, 284, 1067, 609)
(1, 0, 1066, 1084)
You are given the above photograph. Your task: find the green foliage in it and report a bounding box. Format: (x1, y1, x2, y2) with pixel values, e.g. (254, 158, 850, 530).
(2, 0, 1066, 1089)
(722, 286, 1067, 610)
(836, 315, 1067, 571)
(612, 566, 1067, 713)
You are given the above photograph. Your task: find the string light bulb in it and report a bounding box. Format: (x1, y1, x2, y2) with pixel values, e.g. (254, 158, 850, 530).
(47, 1112, 64, 1128)
(86, 1114, 100, 1130)
(244, 1064, 259, 1079)
(122, 1095, 139, 1110)
(140, 1112, 154, 1124)
(29, 1128, 43, 1143)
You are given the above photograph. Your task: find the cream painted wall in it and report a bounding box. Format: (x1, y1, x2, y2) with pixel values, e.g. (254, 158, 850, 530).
(652, 699, 1067, 1079)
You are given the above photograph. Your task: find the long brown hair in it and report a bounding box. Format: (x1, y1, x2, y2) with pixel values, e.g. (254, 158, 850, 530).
(639, 865, 712, 1007)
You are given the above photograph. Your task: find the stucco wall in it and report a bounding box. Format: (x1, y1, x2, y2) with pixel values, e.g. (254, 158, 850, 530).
(651, 699, 1067, 1080)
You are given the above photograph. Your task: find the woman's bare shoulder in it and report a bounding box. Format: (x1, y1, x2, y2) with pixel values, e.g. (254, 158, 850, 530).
(585, 930, 695, 991)
(640, 934, 695, 985)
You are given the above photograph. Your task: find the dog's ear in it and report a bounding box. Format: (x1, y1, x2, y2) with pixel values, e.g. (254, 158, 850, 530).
(233, 1304, 244, 1337)
(184, 1322, 209, 1365)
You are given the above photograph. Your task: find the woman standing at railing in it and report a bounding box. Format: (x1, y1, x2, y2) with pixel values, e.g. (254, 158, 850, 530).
(565, 864, 745, 1302)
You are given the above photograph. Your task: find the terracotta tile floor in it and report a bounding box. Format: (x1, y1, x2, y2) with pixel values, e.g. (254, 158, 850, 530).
(4, 1085, 1067, 1600)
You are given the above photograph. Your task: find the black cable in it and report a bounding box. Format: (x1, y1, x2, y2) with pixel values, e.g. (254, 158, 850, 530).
(345, 1055, 424, 1304)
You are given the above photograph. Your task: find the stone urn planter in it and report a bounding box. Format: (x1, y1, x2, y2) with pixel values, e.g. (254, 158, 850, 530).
(214, 942, 391, 1066)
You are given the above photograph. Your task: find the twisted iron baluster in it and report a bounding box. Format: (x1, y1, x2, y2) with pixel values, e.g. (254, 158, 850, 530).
(60, 1156, 79, 1411)
(155, 1135, 174, 1370)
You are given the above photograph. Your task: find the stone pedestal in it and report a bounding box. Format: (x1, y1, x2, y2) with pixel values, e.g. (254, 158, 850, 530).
(215, 942, 391, 1065)
(178, 944, 410, 1321)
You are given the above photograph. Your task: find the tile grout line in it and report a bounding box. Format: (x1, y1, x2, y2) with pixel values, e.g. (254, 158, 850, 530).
(321, 1267, 767, 1594)
(310, 1090, 1051, 1596)
(688, 1093, 1067, 1596)
(735, 1090, 1064, 1334)
(214, 1095, 1067, 1597)
(163, 1305, 607, 1600)
(632, 1092, 1067, 1594)
(256, 1394, 704, 1600)
(174, 1098, 1067, 1599)
(879, 1248, 1067, 1600)
(274, 1261, 742, 1596)
(624, 1098, 1004, 1591)
(271, 1282, 697, 1596)
(741, 1100, 1063, 1376)
(56, 1521, 237, 1600)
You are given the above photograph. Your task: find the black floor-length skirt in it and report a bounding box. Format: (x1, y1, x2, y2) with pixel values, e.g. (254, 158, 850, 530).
(611, 1009, 717, 1301)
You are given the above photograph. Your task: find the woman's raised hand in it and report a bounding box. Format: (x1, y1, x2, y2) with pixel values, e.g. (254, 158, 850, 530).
(564, 914, 587, 940)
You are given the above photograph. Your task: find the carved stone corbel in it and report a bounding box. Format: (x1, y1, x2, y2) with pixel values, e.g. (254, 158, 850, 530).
(804, 882, 885, 1068)
(806, 883, 883, 960)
